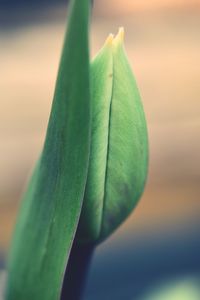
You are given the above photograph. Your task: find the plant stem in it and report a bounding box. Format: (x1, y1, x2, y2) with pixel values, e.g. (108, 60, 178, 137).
(61, 242, 94, 300)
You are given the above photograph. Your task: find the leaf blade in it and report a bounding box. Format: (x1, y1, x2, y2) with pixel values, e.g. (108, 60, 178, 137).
(6, 0, 91, 299)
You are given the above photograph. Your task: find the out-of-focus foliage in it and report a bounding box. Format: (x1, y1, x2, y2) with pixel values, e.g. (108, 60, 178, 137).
(140, 278, 200, 300)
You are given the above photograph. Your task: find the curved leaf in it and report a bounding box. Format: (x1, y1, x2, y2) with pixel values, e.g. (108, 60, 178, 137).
(5, 0, 91, 299)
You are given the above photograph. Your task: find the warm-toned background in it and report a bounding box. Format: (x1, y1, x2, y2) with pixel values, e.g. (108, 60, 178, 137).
(0, 0, 200, 298)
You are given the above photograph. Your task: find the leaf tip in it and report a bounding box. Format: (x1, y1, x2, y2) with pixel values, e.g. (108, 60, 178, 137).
(113, 27, 125, 45)
(104, 33, 114, 47)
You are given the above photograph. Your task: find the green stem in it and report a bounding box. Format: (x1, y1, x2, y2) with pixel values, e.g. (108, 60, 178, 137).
(61, 243, 94, 300)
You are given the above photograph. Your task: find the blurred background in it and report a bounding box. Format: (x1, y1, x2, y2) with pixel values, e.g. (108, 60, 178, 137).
(0, 0, 200, 299)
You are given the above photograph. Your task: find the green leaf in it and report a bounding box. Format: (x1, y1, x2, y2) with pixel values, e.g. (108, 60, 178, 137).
(77, 28, 148, 244)
(5, 0, 91, 299)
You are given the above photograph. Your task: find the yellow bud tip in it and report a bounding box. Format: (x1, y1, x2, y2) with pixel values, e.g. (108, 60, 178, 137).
(104, 33, 114, 46)
(113, 27, 125, 45)
(118, 27, 125, 41)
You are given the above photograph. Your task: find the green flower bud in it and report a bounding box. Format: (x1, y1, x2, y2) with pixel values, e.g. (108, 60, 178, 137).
(77, 28, 148, 244)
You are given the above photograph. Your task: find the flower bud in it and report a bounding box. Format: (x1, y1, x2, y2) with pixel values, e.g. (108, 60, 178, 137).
(77, 28, 148, 244)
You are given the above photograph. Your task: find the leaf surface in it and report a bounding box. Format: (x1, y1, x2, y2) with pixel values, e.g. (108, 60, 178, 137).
(6, 0, 91, 299)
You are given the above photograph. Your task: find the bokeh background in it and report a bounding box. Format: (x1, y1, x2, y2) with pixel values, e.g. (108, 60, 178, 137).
(1, 0, 200, 299)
